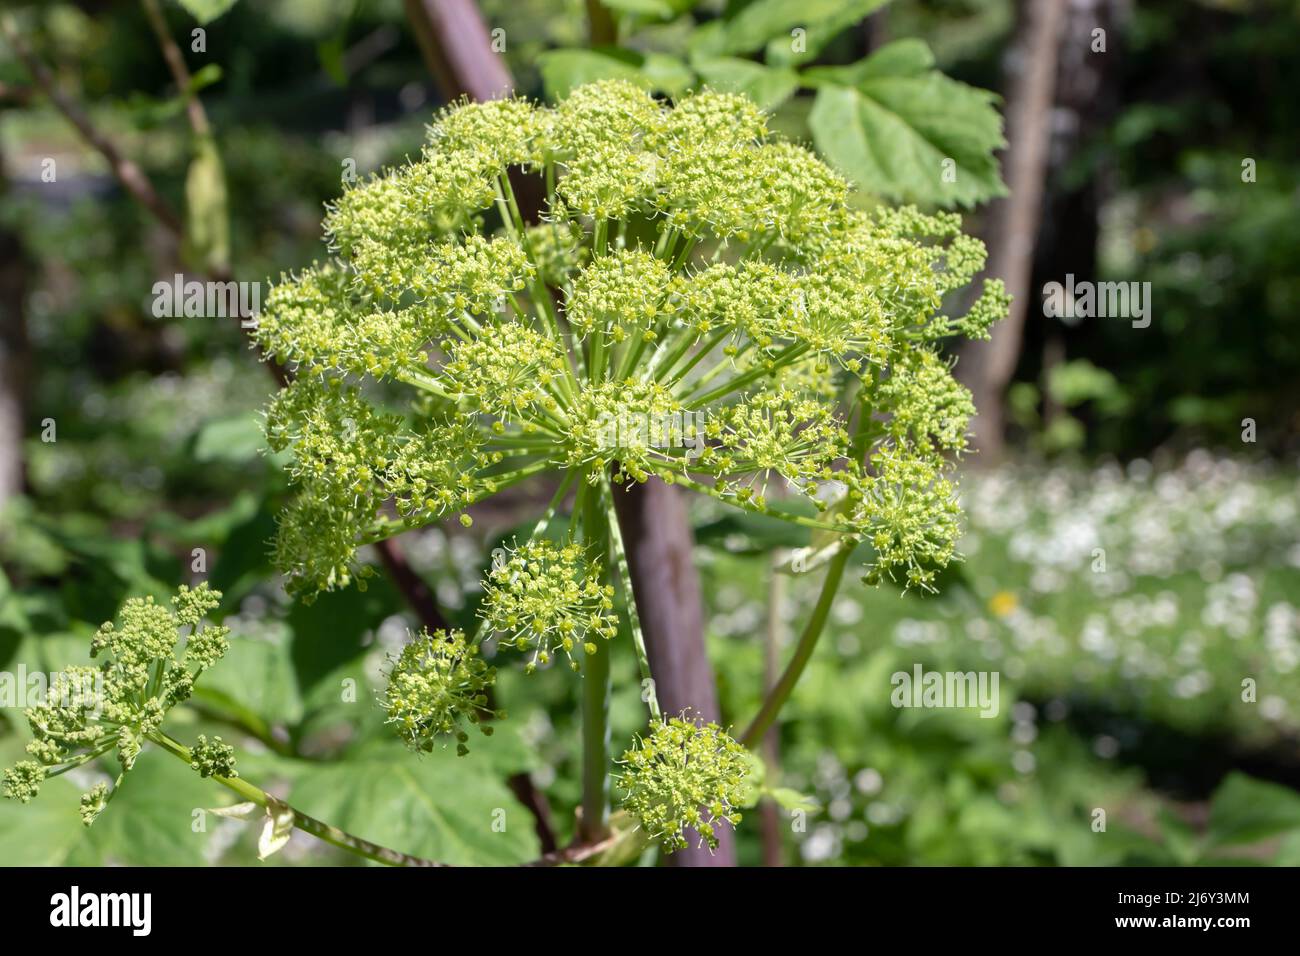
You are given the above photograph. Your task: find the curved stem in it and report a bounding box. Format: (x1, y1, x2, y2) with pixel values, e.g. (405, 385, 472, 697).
(601, 473, 661, 721)
(739, 539, 852, 749)
(149, 731, 447, 867)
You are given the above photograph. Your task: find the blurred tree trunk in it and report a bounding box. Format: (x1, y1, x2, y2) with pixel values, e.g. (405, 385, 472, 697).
(1034, 0, 1124, 428)
(957, 0, 1067, 459)
(404, 0, 730, 865)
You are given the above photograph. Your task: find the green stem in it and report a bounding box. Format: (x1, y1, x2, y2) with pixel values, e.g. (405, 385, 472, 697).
(661, 326, 730, 385)
(683, 342, 809, 408)
(739, 541, 852, 748)
(600, 473, 661, 721)
(647, 468, 846, 533)
(149, 731, 446, 867)
(578, 471, 611, 840)
(493, 175, 521, 240)
(738, 396, 873, 748)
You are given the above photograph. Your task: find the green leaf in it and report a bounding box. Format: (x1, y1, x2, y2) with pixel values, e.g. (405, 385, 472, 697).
(174, 0, 240, 25)
(1155, 806, 1202, 865)
(184, 133, 231, 274)
(1046, 359, 1130, 413)
(198, 632, 304, 727)
(600, 0, 678, 20)
(192, 413, 265, 464)
(0, 741, 85, 865)
(1207, 773, 1300, 847)
(803, 37, 935, 86)
(207, 497, 279, 605)
(316, 36, 348, 88)
(807, 59, 1007, 207)
(284, 740, 540, 865)
(186, 63, 224, 96)
(690, 56, 799, 111)
(690, 0, 890, 61)
(0, 568, 30, 670)
(146, 489, 261, 543)
(538, 47, 693, 100)
(1275, 831, 1300, 866)
(0, 746, 233, 867)
(288, 579, 400, 699)
(767, 786, 820, 813)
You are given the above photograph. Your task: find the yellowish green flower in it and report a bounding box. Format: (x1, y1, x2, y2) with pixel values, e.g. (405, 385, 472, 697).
(1, 584, 233, 825)
(617, 717, 752, 853)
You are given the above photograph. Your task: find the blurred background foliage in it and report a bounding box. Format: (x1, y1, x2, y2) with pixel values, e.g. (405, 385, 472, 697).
(0, 0, 1297, 866)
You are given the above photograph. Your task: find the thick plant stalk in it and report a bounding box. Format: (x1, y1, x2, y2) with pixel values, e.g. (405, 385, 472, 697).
(403, 0, 512, 101)
(401, 0, 726, 862)
(612, 478, 735, 867)
(578, 476, 611, 840)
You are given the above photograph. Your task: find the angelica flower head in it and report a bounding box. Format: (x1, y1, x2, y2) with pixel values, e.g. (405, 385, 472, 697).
(253, 80, 1008, 679)
(1, 584, 231, 825)
(382, 628, 499, 755)
(617, 716, 752, 853)
(480, 540, 618, 672)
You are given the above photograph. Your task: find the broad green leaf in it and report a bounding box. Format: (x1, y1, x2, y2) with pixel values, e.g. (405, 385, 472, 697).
(1275, 831, 1300, 866)
(1207, 773, 1300, 847)
(694, 506, 812, 553)
(538, 47, 693, 100)
(197, 631, 304, 727)
(0, 741, 85, 865)
(690, 55, 799, 111)
(145, 489, 261, 543)
(288, 579, 401, 698)
(174, 0, 239, 25)
(285, 740, 540, 865)
(690, 0, 890, 61)
(207, 498, 279, 604)
(808, 66, 1006, 207)
(638, 52, 696, 96)
(74, 755, 221, 865)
